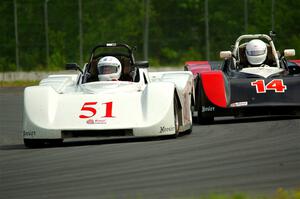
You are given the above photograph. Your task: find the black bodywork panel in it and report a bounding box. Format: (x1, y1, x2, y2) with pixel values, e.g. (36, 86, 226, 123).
(195, 60, 300, 119)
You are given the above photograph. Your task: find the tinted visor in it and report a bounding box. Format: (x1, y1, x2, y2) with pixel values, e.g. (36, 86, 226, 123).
(246, 49, 266, 56)
(98, 65, 118, 75)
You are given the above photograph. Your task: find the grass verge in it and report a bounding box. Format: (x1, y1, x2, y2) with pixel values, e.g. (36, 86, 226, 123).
(0, 80, 39, 87)
(178, 188, 300, 199)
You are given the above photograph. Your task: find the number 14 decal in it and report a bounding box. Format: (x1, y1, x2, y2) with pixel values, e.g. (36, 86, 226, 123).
(251, 79, 287, 93)
(79, 101, 114, 119)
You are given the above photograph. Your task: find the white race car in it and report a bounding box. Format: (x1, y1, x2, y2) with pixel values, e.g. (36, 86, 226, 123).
(23, 43, 194, 147)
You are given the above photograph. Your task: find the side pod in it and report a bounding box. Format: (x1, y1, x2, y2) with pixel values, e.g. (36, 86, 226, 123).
(195, 71, 230, 123)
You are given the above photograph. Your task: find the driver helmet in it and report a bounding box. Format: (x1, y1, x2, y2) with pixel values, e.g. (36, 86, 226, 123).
(97, 56, 122, 81)
(245, 39, 267, 65)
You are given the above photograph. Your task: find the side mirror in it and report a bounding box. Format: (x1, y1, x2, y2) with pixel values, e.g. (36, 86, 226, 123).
(220, 51, 232, 59)
(134, 61, 149, 68)
(284, 49, 295, 57)
(66, 63, 83, 74)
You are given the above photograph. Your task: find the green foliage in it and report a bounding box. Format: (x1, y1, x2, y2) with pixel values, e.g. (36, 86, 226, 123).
(148, 57, 161, 67)
(175, 188, 300, 199)
(49, 51, 66, 71)
(180, 47, 203, 64)
(48, 30, 67, 70)
(20, 52, 40, 71)
(1, 0, 300, 71)
(161, 47, 179, 62)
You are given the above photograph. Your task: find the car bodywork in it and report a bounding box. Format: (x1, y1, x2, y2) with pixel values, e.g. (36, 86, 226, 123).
(23, 43, 193, 147)
(185, 34, 300, 123)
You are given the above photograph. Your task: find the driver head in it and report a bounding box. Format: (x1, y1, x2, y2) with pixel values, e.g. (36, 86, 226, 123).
(97, 56, 122, 81)
(246, 39, 267, 66)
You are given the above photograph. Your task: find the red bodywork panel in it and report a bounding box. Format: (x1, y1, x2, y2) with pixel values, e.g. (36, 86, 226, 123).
(200, 71, 228, 108)
(290, 60, 300, 66)
(185, 61, 212, 75)
(186, 60, 227, 108)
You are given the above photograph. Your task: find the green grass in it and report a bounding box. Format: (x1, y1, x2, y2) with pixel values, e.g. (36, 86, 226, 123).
(0, 80, 39, 87)
(176, 188, 300, 199)
(118, 188, 300, 199)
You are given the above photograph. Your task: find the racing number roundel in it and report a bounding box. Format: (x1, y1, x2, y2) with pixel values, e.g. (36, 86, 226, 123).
(79, 102, 97, 118)
(79, 101, 114, 119)
(251, 79, 287, 93)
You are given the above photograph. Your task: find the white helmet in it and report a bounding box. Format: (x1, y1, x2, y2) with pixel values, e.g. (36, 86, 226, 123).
(97, 56, 122, 81)
(246, 39, 267, 65)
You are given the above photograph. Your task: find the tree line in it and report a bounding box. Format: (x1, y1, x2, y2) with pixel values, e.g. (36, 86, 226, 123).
(1, 0, 299, 71)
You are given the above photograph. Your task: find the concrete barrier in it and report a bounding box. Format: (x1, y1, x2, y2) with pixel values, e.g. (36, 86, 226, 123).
(0, 71, 68, 81)
(0, 67, 183, 81)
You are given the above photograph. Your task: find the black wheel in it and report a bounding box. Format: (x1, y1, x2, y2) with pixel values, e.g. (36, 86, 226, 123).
(195, 74, 214, 125)
(185, 103, 193, 134)
(185, 124, 193, 134)
(46, 139, 63, 147)
(192, 112, 198, 124)
(24, 139, 63, 148)
(197, 113, 214, 124)
(24, 139, 45, 148)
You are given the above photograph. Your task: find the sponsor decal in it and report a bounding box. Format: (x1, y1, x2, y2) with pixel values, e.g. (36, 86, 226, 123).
(230, 101, 248, 107)
(23, 130, 36, 137)
(160, 126, 175, 134)
(87, 119, 94, 124)
(202, 106, 215, 113)
(86, 119, 107, 124)
(94, 119, 107, 124)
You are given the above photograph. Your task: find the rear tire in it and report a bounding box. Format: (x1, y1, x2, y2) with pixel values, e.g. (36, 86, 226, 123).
(173, 96, 180, 138)
(185, 124, 193, 134)
(185, 103, 193, 134)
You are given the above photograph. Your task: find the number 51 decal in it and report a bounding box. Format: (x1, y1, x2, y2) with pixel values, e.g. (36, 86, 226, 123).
(251, 79, 287, 93)
(79, 101, 114, 119)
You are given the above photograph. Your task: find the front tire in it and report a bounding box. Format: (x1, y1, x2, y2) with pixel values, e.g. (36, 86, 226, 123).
(197, 113, 214, 124)
(195, 74, 214, 124)
(24, 139, 63, 148)
(24, 139, 44, 148)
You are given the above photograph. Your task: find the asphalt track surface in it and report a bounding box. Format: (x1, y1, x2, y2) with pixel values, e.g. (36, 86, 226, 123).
(1, 87, 300, 199)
